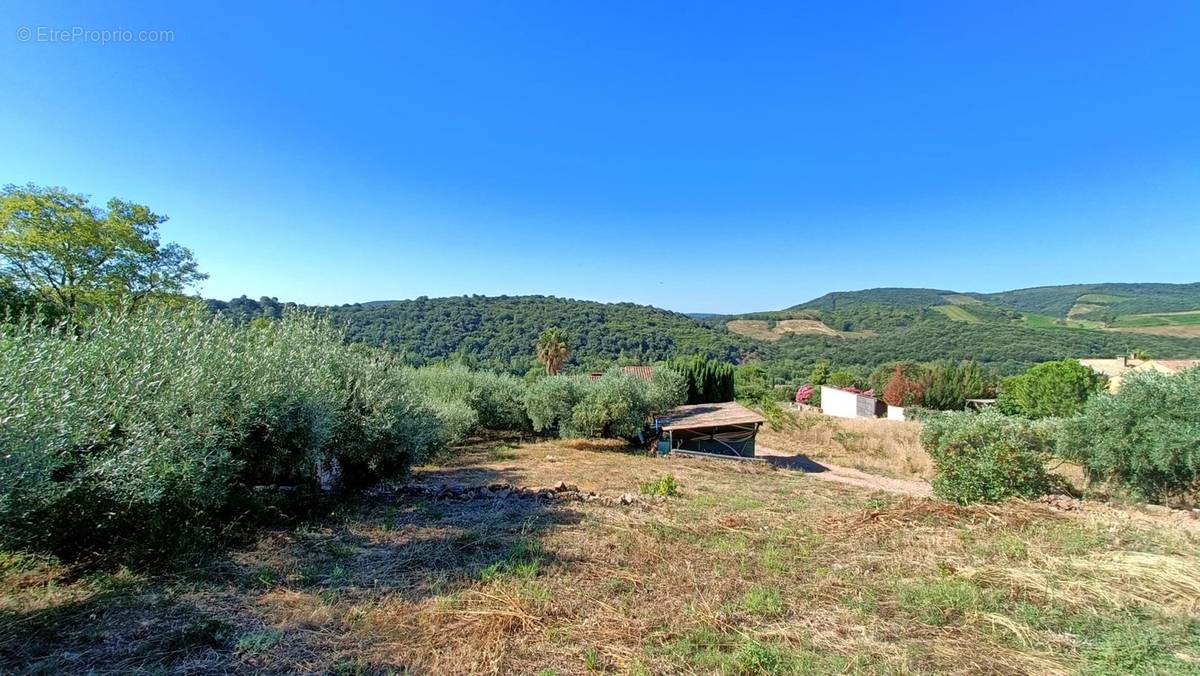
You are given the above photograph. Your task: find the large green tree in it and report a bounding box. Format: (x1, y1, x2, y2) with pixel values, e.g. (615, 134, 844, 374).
(0, 184, 205, 315)
(996, 359, 1106, 418)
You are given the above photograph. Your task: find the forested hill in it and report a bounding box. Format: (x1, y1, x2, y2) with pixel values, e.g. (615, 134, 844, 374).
(792, 282, 1200, 320)
(207, 294, 747, 373)
(793, 288, 956, 311)
(978, 282, 1200, 319)
(208, 282, 1200, 380)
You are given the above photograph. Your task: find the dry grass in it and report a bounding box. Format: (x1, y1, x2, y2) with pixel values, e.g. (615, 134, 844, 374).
(758, 412, 933, 480)
(1107, 324, 1200, 338)
(3, 437, 1199, 674)
(725, 319, 874, 342)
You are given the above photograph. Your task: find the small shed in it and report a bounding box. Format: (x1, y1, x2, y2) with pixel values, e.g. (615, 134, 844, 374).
(655, 401, 767, 459)
(821, 385, 886, 419)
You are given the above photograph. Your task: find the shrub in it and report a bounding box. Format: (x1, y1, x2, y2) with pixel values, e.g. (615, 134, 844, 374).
(645, 367, 688, 414)
(996, 359, 1106, 419)
(525, 368, 685, 439)
(638, 474, 679, 497)
(734, 364, 772, 401)
(881, 363, 925, 407)
(567, 372, 649, 438)
(826, 369, 860, 390)
(920, 409, 1059, 504)
(407, 364, 531, 439)
(0, 307, 444, 561)
(331, 354, 444, 486)
(1057, 367, 1200, 503)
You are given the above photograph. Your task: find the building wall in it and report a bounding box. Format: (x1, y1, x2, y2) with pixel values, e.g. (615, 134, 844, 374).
(822, 386, 886, 419)
(887, 405, 906, 421)
(821, 386, 861, 419)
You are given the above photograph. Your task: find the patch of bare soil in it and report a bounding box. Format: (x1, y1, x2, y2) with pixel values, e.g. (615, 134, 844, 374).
(725, 319, 874, 342)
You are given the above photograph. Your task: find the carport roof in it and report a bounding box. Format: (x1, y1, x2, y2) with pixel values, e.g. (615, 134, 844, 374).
(658, 401, 766, 431)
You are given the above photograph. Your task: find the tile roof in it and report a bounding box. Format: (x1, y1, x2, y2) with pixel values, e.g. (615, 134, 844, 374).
(1152, 359, 1200, 372)
(622, 366, 655, 380)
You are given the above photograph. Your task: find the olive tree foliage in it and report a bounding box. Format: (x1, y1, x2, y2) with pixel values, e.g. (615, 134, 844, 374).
(1058, 367, 1200, 503)
(921, 409, 1060, 504)
(525, 367, 686, 439)
(406, 364, 532, 439)
(524, 374, 589, 434)
(0, 184, 205, 316)
(0, 308, 443, 561)
(996, 359, 1106, 419)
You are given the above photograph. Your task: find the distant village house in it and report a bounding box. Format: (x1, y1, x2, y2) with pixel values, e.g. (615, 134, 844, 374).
(1079, 356, 1200, 392)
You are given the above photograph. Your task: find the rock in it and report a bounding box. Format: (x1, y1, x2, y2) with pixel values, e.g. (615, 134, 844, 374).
(620, 493, 635, 505)
(316, 456, 343, 491)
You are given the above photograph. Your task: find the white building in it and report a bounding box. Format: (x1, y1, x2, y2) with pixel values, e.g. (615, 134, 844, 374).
(820, 385, 885, 419)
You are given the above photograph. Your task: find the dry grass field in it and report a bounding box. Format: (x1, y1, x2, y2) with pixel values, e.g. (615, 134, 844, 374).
(725, 319, 874, 342)
(1107, 325, 1200, 338)
(758, 414, 933, 481)
(3, 437, 1199, 675)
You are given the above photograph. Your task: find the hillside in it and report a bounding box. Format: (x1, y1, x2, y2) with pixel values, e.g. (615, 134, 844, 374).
(790, 282, 1200, 322)
(209, 283, 1200, 380)
(980, 282, 1200, 319)
(763, 316, 1200, 376)
(732, 282, 1200, 377)
(792, 287, 955, 311)
(208, 295, 747, 373)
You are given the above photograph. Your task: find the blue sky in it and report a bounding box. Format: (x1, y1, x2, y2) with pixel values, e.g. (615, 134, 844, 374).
(2, 2, 1198, 314)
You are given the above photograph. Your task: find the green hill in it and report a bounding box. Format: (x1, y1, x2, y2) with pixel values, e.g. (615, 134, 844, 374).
(208, 282, 1200, 382)
(978, 282, 1200, 319)
(789, 282, 1200, 320)
(208, 295, 747, 373)
(326, 295, 749, 372)
(731, 282, 1200, 378)
(792, 287, 955, 311)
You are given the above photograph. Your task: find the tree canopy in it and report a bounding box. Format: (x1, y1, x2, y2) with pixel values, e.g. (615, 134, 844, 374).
(996, 359, 1107, 419)
(0, 184, 205, 316)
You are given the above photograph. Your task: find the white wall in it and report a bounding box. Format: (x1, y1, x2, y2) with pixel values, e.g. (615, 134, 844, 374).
(887, 405, 906, 421)
(821, 386, 861, 419)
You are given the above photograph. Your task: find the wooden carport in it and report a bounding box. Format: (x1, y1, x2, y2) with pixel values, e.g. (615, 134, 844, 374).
(655, 401, 767, 459)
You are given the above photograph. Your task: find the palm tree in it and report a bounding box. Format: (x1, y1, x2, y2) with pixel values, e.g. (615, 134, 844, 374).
(536, 327, 570, 375)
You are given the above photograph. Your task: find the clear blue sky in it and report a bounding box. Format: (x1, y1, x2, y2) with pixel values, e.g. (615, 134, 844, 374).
(2, 2, 1198, 314)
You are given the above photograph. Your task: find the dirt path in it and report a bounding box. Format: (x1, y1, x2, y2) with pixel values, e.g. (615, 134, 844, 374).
(756, 446, 934, 497)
